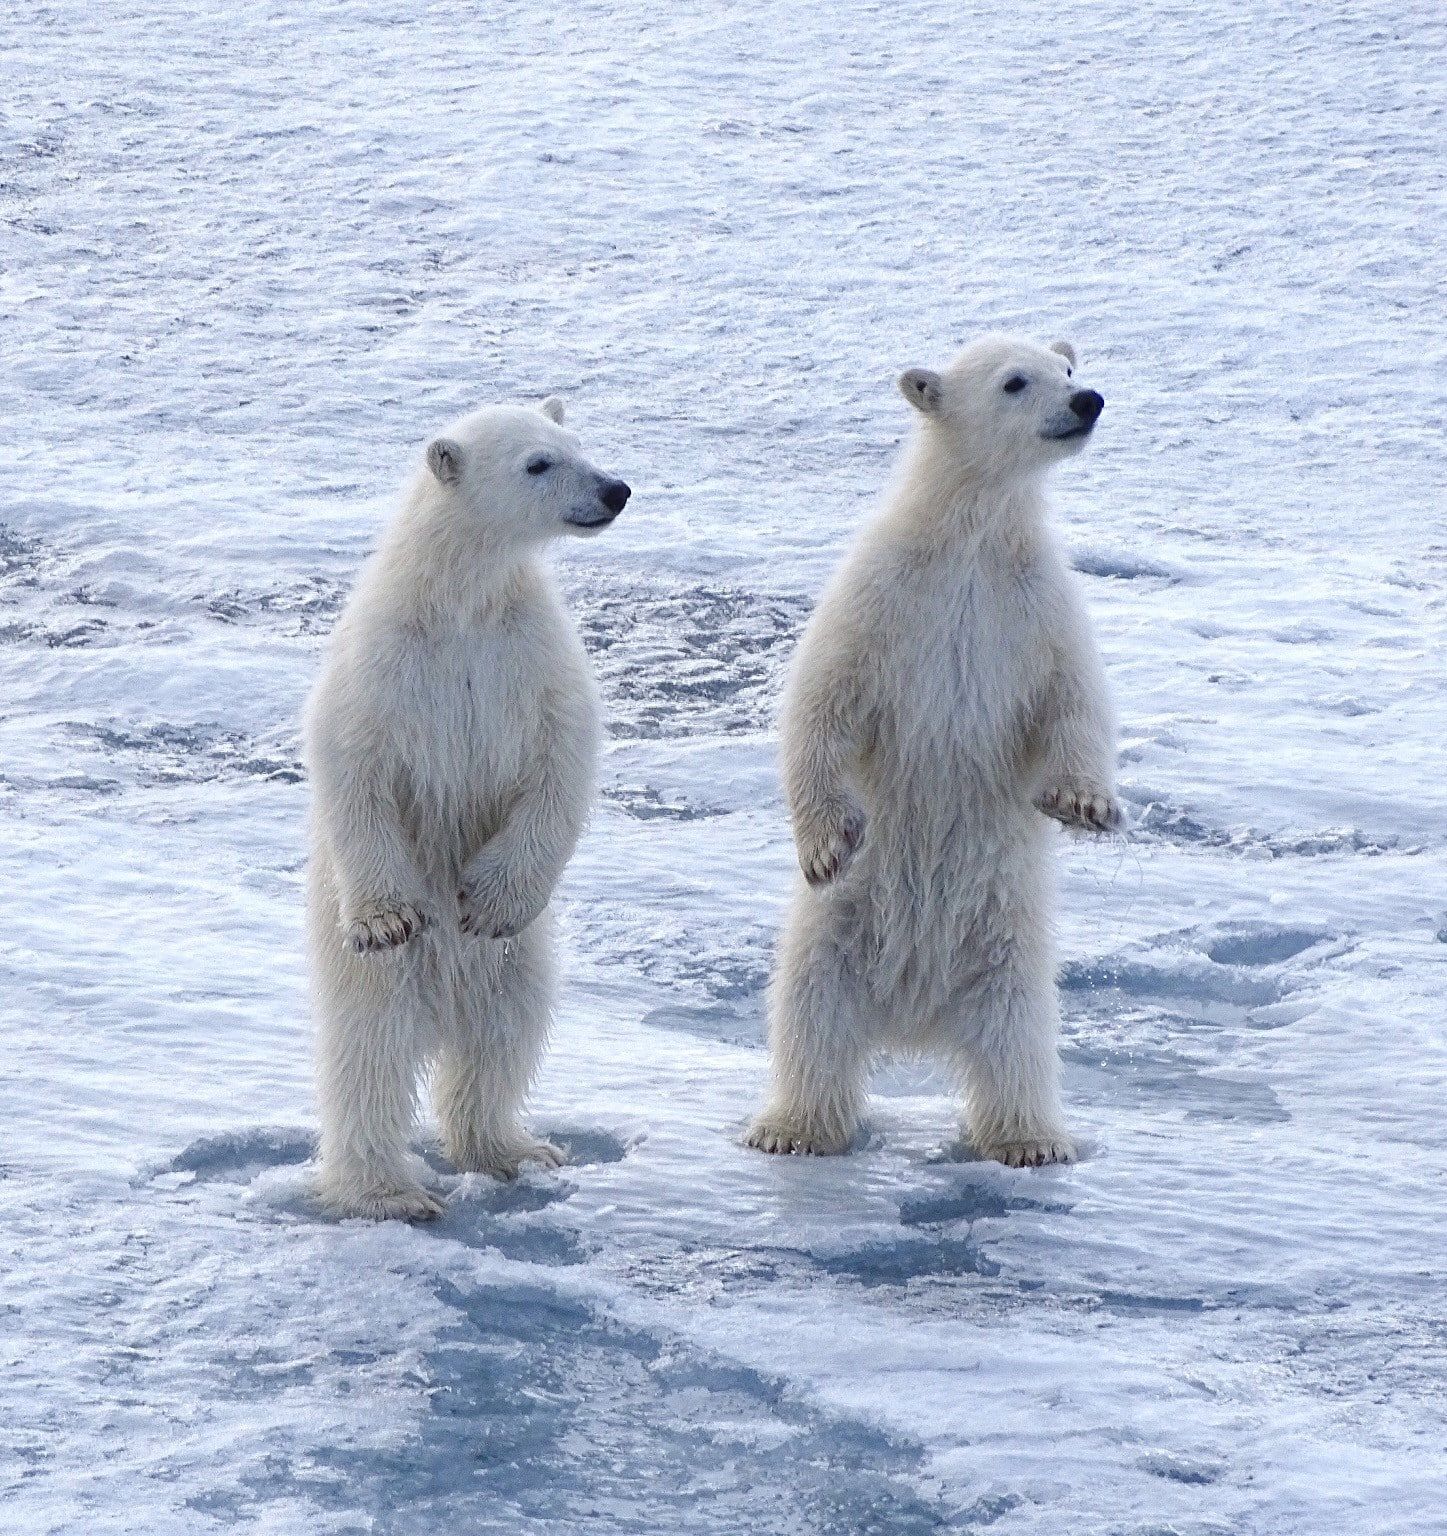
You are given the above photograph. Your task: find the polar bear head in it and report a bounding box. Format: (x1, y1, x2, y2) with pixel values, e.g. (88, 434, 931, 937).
(423, 397, 631, 544)
(898, 335, 1103, 483)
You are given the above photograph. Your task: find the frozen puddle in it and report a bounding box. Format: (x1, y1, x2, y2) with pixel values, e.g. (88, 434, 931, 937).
(238, 1276, 950, 1536)
(147, 1128, 954, 1536)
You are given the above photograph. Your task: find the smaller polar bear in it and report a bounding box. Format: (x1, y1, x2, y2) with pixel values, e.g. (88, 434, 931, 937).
(747, 334, 1119, 1167)
(306, 397, 629, 1220)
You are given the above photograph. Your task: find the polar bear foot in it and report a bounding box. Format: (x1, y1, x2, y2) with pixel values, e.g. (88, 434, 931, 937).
(744, 1114, 854, 1157)
(445, 1133, 567, 1181)
(318, 1177, 447, 1223)
(976, 1135, 1078, 1169)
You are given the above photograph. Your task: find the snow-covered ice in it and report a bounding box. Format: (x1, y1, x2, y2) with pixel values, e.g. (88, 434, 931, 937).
(3, 2, 1446, 1531)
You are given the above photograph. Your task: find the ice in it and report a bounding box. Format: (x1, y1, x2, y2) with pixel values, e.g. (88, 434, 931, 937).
(3, 1, 1446, 1532)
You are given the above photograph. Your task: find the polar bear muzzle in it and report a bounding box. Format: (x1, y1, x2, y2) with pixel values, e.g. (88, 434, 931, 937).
(565, 475, 631, 530)
(1043, 389, 1105, 441)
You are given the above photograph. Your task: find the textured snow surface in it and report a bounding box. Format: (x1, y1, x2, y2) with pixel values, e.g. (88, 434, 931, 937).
(4, 2, 1446, 1532)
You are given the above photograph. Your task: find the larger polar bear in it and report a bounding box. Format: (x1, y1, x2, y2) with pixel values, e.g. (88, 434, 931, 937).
(306, 397, 629, 1220)
(747, 334, 1118, 1167)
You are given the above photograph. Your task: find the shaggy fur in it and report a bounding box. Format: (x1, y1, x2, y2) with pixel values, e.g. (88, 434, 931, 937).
(747, 335, 1119, 1167)
(307, 398, 627, 1220)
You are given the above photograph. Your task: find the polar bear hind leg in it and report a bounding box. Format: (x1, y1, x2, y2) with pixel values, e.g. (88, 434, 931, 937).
(312, 873, 444, 1220)
(747, 906, 872, 1156)
(432, 919, 564, 1180)
(945, 931, 1076, 1168)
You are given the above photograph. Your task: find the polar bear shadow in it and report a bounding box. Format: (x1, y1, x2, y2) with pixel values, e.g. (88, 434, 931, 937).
(153, 1124, 631, 1260)
(155, 1126, 316, 1187)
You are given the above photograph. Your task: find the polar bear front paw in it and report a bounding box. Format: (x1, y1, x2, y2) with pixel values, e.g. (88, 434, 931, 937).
(457, 880, 545, 940)
(796, 804, 866, 886)
(344, 903, 428, 954)
(1034, 784, 1121, 833)
(744, 1114, 853, 1157)
(977, 1135, 1077, 1168)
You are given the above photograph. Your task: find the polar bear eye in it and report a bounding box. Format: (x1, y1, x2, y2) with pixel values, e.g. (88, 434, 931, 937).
(1002, 376, 1028, 395)
(526, 455, 553, 475)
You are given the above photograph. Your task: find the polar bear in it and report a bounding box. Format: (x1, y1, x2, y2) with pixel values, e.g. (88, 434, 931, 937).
(746, 334, 1119, 1168)
(306, 397, 629, 1220)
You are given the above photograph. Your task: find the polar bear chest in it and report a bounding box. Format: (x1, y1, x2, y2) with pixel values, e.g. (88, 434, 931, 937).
(390, 608, 568, 846)
(876, 562, 1054, 785)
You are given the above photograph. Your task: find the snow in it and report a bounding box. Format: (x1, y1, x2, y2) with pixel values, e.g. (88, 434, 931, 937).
(3, 1, 1446, 1531)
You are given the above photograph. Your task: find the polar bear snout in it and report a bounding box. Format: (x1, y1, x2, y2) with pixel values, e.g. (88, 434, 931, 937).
(1069, 389, 1104, 427)
(1043, 388, 1104, 442)
(600, 477, 631, 514)
(565, 475, 631, 531)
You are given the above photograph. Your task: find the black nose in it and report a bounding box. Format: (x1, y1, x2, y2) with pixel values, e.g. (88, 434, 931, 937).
(600, 478, 631, 515)
(1069, 389, 1104, 425)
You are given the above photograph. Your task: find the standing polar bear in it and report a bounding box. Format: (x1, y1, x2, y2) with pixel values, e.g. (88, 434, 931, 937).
(307, 398, 629, 1220)
(747, 334, 1119, 1168)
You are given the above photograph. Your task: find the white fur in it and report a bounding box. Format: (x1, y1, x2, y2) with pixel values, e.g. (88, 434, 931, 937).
(747, 334, 1119, 1167)
(307, 400, 626, 1220)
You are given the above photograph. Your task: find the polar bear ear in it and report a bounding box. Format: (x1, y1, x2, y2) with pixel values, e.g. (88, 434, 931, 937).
(899, 368, 943, 415)
(540, 396, 566, 424)
(426, 437, 463, 485)
(1049, 340, 1078, 367)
